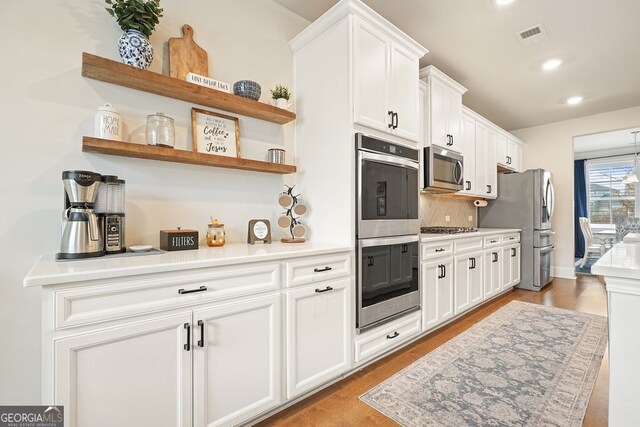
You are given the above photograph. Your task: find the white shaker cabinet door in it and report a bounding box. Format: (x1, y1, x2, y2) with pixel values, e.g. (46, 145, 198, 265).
(458, 112, 477, 195)
(353, 18, 391, 134)
(484, 249, 502, 299)
(429, 78, 450, 149)
(453, 255, 472, 315)
(468, 251, 485, 308)
(422, 258, 454, 332)
(285, 278, 351, 399)
(389, 41, 420, 142)
(54, 312, 193, 427)
(193, 294, 281, 427)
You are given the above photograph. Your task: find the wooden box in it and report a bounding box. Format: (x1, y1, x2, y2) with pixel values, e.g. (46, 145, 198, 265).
(160, 229, 199, 251)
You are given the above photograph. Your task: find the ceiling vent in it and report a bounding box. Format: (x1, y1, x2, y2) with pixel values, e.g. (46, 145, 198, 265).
(516, 24, 548, 46)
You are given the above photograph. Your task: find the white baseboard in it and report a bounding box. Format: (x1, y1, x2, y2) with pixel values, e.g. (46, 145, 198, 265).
(552, 266, 576, 279)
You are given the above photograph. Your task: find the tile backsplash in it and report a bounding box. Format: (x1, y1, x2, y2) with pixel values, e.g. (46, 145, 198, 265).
(420, 194, 477, 227)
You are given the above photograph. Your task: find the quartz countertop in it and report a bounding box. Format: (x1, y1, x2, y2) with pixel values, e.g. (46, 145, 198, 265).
(24, 242, 353, 287)
(420, 228, 521, 243)
(592, 242, 640, 280)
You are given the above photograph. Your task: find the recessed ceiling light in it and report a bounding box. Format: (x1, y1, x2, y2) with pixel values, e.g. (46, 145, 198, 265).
(495, 0, 515, 6)
(542, 58, 563, 71)
(567, 96, 584, 105)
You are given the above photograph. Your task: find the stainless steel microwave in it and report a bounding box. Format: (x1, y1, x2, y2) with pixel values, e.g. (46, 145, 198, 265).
(423, 146, 464, 192)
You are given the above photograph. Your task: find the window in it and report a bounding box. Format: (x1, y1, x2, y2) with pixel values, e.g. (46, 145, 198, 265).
(586, 156, 639, 224)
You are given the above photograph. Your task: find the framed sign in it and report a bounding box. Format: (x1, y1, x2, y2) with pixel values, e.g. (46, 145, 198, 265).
(247, 219, 272, 244)
(191, 107, 240, 158)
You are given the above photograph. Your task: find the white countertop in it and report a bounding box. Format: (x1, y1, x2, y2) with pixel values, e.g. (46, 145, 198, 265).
(592, 242, 640, 280)
(24, 242, 353, 287)
(420, 228, 521, 243)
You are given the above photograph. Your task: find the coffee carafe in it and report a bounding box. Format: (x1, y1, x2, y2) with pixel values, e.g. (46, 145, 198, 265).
(57, 170, 105, 260)
(95, 175, 126, 254)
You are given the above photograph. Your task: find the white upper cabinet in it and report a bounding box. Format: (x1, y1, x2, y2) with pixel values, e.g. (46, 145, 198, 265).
(458, 110, 477, 195)
(420, 65, 467, 154)
(497, 133, 524, 172)
(353, 16, 423, 143)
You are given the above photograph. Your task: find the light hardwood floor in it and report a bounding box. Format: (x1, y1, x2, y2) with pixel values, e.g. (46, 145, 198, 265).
(259, 275, 608, 426)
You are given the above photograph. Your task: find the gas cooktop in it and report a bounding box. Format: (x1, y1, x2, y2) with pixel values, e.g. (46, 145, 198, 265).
(421, 226, 478, 234)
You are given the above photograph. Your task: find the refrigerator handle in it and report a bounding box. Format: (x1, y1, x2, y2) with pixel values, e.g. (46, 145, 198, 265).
(548, 181, 555, 219)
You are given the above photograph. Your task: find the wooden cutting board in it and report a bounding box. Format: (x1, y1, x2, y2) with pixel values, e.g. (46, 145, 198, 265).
(168, 24, 208, 80)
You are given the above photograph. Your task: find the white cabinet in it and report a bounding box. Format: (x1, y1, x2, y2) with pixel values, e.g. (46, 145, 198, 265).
(497, 134, 524, 172)
(420, 66, 467, 153)
(476, 121, 498, 199)
(285, 278, 350, 399)
(502, 245, 521, 290)
(454, 251, 484, 314)
(484, 249, 502, 299)
(54, 313, 193, 427)
(354, 310, 421, 364)
(193, 294, 281, 427)
(422, 257, 454, 331)
(458, 110, 477, 195)
(353, 17, 421, 143)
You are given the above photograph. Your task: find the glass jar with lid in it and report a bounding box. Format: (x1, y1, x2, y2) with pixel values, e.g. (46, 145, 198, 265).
(146, 112, 175, 148)
(206, 220, 226, 247)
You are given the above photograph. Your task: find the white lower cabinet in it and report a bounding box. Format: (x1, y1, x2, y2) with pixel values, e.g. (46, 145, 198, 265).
(454, 251, 484, 314)
(54, 313, 193, 427)
(422, 257, 454, 331)
(193, 293, 281, 427)
(502, 245, 521, 289)
(285, 278, 350, 399)
(484, 249, 502, 299)
(354, 310, 421, 364)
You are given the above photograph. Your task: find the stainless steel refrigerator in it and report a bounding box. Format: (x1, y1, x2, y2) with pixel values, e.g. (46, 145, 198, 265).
(478, 169, 555, 291)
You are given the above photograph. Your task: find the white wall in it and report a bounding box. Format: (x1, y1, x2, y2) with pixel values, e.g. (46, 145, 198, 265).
(512, 106, 640, 279)
(0, 0, 308, 404)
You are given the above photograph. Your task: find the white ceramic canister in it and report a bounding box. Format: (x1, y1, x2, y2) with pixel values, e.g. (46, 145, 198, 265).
(95, 103, 123, 141)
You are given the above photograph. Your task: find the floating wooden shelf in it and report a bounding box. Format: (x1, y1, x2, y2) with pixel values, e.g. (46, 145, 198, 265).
(83, 137, 297, 175)
(81, 52, 296, 125)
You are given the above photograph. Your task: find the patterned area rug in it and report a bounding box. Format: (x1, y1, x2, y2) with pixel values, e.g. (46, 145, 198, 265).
(360, 301, 608, 427)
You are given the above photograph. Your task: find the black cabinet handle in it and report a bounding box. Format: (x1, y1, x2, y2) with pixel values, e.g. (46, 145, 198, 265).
(492, 252, 498, 263)
(511, 248, 517, 257)
(368, 256, 374, 267)
(315, 286, 334, 293)
(197, 320, 204, 348)
(466, 181, 471, 191)
(184, 323, 191, 351)
(401, 244, 408, 253)
(442, 265, 446, 278)
(435, 248, 445, 253)
(314, 266, 332, 273)
(486, 184, 492, 194)
(386, 331, 400, 340)
(179, 286, 207, 295)
(490, 240, 497, 243)
(393, 112, 399, 129)
(469, 257, 475, 269)
(388, 110, 394, 129)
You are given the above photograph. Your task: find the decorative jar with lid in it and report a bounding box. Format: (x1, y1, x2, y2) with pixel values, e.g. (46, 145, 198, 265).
(206, 220, 226, 247)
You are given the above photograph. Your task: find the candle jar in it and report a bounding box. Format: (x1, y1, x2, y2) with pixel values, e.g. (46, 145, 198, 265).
(206, 220, 226, 247)
(146, 112, 175, 148)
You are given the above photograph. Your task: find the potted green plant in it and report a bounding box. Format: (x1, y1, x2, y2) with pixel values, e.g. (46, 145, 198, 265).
(105, 0, 164, 70)
(270, 85, 292, 109)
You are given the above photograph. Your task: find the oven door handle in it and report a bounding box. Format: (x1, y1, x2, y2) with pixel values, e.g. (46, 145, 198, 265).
(359, 150, 419, 170)
(359, 235, 420, 248)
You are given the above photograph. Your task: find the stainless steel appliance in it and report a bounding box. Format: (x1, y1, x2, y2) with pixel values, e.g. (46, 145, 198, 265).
(478, 169, 555, 291)
(95, 175, 126, 254)
(357, 133, 419, 239)
(356, 133, 421, 331)
(57, 170, 105, 260)
(421, 226, 478, 234)
(423, 146, 464, 193)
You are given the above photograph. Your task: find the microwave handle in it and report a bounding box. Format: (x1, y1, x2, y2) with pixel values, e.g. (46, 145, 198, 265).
(453, 161, 463, 185)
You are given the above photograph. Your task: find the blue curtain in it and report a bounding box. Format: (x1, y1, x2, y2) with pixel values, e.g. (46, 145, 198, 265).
(575, 160, 588, 257)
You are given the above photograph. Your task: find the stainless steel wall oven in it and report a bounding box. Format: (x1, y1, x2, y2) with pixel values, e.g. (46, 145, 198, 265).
(356, 133, 421, 331)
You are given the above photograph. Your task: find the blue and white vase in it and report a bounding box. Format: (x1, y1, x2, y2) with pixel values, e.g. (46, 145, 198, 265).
(118, 29, 153, 70)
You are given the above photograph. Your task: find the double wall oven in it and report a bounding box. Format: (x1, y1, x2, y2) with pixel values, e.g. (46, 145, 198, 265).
(356, 133, 420, 331)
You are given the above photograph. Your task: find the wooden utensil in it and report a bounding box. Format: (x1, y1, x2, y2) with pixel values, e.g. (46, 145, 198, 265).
(168, 24, 208, 80)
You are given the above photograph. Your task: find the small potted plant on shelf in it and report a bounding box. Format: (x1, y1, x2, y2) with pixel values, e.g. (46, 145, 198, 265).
(270, 84, 292, 109)
(105, 0, 164, 70)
